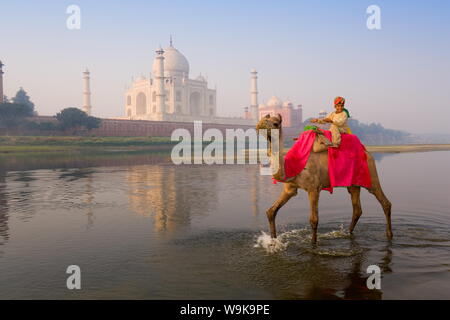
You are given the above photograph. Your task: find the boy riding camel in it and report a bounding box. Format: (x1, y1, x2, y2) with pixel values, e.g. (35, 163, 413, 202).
(311, 96, 351, 148)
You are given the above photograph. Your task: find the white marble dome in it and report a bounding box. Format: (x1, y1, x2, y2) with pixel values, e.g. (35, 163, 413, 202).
(153, 45, 190, 77)
(266, 96, 283, 108)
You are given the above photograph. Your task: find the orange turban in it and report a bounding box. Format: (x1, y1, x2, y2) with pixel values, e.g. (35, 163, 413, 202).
(334, 96, 345, 105)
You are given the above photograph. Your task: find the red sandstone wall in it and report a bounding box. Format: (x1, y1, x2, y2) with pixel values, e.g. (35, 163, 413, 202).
(0, 116, 255, 137)
(0, 116, 303, 142)
(90, 118, 257, 137)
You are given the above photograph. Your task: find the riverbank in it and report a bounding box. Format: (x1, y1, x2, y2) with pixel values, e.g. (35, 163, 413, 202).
(365, 144, 450, 153)
(0, 136, 177, 153)
(1, 135, 450, 154)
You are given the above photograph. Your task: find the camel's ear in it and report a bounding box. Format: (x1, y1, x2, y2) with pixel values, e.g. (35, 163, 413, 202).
(265, 114, 271, 119)
(277, 113, 282, 123)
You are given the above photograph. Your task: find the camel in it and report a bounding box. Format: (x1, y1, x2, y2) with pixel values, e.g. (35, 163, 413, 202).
(256, 114, 392, 244)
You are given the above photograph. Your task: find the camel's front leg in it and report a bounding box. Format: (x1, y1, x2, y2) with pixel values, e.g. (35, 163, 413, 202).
(308, 190, 320, 244)
(266, 184, 297, 238)
(347, 186, 362, 234)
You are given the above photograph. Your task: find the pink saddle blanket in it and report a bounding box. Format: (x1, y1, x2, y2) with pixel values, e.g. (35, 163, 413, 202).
(276, 129, 372, 193)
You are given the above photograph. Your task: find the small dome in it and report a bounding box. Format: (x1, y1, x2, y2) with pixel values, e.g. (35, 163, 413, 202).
(266, 96, 283, 108)
(258, 103, 266, 109)
(196, 75, 206, 82)
(135, 75, 147, 82)
(152, 45, 190, 77)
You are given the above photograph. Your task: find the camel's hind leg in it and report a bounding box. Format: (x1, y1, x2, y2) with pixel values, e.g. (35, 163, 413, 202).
(367, 153, 393, 240)
(308, 190, 320, 244)
(266, 184, 297, 238)
(347, 186, 362, 234)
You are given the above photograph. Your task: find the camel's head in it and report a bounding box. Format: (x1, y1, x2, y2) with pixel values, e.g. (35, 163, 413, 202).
(256, 114, 282, 142)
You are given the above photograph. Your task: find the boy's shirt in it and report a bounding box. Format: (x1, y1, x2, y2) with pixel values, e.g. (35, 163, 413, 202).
(326, 111, 351, 133)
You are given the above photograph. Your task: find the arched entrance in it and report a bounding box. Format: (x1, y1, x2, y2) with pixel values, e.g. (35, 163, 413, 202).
(189, 92, 201, 116)
(136, 92, 147, 115)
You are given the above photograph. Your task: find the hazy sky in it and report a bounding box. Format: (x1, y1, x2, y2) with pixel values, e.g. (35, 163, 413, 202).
(1, 0, 449, 134)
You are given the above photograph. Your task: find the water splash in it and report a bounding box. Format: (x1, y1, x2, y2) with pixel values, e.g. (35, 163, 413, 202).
(254, 228, 309, 253)
(319, 224, 351, 239)
(254, 231, 287, 253)
(254, 225, 352, 254)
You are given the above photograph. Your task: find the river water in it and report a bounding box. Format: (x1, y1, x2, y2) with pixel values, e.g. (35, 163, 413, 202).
(0, 150, 449, 299)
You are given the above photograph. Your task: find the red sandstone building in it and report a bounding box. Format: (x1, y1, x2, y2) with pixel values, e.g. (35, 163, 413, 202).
(245, 96, 303, 128)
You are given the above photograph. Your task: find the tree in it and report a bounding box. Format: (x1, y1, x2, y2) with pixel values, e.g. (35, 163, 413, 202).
(25, 121, 58, 131)
(0, 102, 35, 127)
(12, 87, 36, 115)
(85, 115, 101, 130)
(56, 107, 101, 132)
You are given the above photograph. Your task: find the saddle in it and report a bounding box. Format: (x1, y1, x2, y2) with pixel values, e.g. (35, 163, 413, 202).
(293, 127, 333, 152)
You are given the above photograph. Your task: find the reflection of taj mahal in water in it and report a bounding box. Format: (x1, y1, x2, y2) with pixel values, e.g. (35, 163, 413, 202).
(126, 164, 265, 233)
(127, 165, 219, 233)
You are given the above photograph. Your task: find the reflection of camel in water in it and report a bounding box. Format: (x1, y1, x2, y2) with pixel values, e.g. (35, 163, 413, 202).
(304, 242, 393, 300)
(0, 170, 9, 248)
(254, 236, 393, 300)
(256, 114, 393, 244)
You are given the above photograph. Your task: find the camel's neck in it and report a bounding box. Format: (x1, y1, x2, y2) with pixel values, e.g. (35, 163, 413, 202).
(269, 127, 285, 181)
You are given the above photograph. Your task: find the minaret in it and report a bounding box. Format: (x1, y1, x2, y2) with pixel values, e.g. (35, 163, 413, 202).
(82, 69, 92, 116)
(297, 104, 303, 123)
(155, 47, 166, 115)
(250, 69, 259, 122)
(0, 61, 4, 104)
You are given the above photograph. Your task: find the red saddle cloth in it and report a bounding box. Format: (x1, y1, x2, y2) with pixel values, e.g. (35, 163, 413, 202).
(276, 130, 372, 193)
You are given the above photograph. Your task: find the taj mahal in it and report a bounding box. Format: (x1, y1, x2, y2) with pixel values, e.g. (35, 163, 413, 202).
(124, 39, 220, 123)
(120, 40, 303, 127)
(1, 40, 304, 135)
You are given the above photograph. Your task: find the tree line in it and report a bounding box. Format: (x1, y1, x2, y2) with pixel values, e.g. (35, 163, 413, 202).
(0, 88, 100, 132)
(2, 88, 414, 144)
(302, 117, 412, 145)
